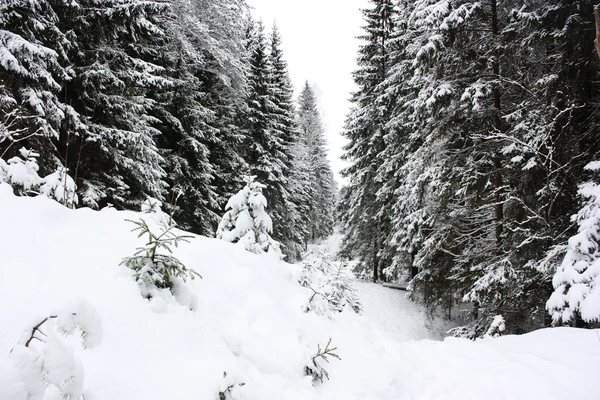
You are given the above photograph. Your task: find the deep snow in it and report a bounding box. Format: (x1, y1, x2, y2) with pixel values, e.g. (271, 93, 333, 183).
(1, 183, 599, 399)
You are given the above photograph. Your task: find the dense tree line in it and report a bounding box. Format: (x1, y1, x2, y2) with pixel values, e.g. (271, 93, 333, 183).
(0, 0, 336, 261)
(340, 0, 600, 336)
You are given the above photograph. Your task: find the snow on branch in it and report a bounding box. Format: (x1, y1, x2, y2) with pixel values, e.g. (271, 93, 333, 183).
(305, 338, 341, 384)
(8, 299, 102, 400)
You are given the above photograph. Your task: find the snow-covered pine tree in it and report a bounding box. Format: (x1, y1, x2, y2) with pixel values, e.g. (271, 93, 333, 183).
(269, 24, 295, 160)
(0, 146, 79, 207)
(159, 0, 246, 235)
(452, 0, 599, 335)
(0, 0, 254, 224)
(286, 121, 312, 256)
(241, 21, 290, 256)
(268, 23, 305, 260)
(39, 166, 78, 208)
(58, 0, 171, 209)
(121, 216, 200, 300)
(378, 0, 487, 322)
(547, 162, 600, 326)
(216, 177, 282, 257)
(305, 338, 340, 384)
(0, 0, 72, 174)
(0, 147, 42, 195)
(149, 0, 250, 236)
(339, 0, 396, 281)
(297, 82, 336, 242)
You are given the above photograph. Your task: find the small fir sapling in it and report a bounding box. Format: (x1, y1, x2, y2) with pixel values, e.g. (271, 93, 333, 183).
(120, 218, 201, 299)
(142, 197, 174, 227)
(305, 338, 340, 384)
(323, 262, 363, 314)
(299, 250, 333, 287)
(300, 252, 362, 316)
(216, 177, 283, 258)
(218, 371, 246, 400)
(9, 299, 102, 400)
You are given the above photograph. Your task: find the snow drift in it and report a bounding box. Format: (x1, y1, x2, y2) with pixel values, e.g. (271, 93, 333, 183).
(1, 183, 599, 399)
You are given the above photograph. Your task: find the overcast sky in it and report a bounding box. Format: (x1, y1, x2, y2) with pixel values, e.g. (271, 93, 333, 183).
(247, 0, 369, 183)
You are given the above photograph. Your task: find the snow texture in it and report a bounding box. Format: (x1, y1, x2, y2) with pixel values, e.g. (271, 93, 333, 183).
(1, 184, 599, 399)
(6, 297, 102, 399)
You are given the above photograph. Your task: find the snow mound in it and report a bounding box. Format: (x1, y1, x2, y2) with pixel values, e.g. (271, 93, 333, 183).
(1, 184, 599, 399)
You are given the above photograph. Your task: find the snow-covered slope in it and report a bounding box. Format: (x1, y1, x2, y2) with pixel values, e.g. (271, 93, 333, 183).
(1, 184, 599, 400)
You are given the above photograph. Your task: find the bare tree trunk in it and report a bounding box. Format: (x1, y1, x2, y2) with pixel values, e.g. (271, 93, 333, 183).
(410, 250, 418, 280)
(372, 238, 379, 282)
(595, 5, 600, 58)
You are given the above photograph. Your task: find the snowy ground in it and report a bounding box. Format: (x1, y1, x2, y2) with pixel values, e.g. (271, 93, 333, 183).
(354, 282, 447, 341)
(1, 184, 599, 400)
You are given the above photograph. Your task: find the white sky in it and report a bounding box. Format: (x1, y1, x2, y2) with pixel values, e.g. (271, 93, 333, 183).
(247, 0, 369, 183)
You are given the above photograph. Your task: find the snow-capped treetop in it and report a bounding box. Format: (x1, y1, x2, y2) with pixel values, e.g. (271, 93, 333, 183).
(141, 197, 174, 227)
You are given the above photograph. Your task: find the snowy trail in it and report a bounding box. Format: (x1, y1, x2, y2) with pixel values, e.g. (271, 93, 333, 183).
(312, 230, 445, 341)
(353, 281, 441, 341)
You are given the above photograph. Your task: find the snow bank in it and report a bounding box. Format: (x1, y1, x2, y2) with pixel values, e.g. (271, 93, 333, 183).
(1, 184, 599, 399)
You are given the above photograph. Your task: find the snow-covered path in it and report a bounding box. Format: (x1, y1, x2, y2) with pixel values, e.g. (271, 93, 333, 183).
(354, 281, 442, 341)
(312, 230, 447, 342)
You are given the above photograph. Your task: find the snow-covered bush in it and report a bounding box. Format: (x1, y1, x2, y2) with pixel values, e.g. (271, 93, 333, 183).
(448, 314, 506, 340)
(0, 147, 79, 207)
(40, 166, 78, 208)
(8, 299, 102, 400)
(120, 218, 201, 300)
(216, 177, 282, 258)
(547, 163, 600, 324)
(0, 147, 42, 195)
(305, 338, 340, 384)
(301, 252, 362, 316)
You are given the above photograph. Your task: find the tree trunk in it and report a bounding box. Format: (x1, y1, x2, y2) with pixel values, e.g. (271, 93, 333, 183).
(410, 250, 418, 280)
(372, 238, 379, 282)
(595, 5, 600, 58)
(491, 0, 504, 248)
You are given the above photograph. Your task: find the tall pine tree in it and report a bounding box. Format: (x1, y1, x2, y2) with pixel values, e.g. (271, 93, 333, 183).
(340, 0, 396, 281)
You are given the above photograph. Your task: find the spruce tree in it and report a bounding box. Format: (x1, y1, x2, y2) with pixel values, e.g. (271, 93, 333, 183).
(54, 0, 172, 208)
(298, 82, 336, 242)
(0, 0, 72, 171)
(149, 0, 249, 236)
(268, 23, 304, 260)
(340, 0, 396, 281)
(242, 21, 290, 255)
